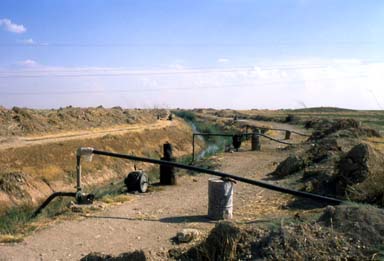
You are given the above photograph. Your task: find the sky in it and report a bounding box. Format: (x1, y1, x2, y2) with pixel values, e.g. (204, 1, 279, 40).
(0, 0, 384, 109)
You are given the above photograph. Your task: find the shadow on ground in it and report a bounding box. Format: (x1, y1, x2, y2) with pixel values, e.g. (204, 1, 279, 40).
(159, 215, 213, 224)
(83, 214, 214, 224)
(284, 197, 330, 210)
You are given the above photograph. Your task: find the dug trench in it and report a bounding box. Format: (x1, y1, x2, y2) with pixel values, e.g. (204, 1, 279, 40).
(0, 116, 206, 235)
(0, 116, 310, 260)
(81, 117, 383, 260)
(1, 113, 384, 260)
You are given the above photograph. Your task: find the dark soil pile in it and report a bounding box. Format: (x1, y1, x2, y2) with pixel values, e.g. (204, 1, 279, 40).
(81, 250, 146, 261)
(270, 116, 384, 206)
(269, 155, 305, 178)
(172, 222, 242, 261)
(172, 205, 383, 260)
(319, 204, 384, 247)
(306, 118, 381, 140)
(337, 144, 384, 205)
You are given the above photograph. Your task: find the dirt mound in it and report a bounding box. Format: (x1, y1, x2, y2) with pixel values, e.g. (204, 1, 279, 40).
(173, 222, 242, 260)
(252, 222, 368, 260)
(0, 107, 164, 136)
(271, 126, 384, 206)
(81, 250, 146, 261)
(320, 204, 384, 247)
(174, 205, 383, 260)
(294, 106, 357, 113)
(307, 137, 342, 163)
(306, 118, 381, 140)
(269, 155, 305, 178)
(299, 142, 384, 206)
(270, 138, 341, 179)
(338, 144, 375, 186)
(336, 143, 384, 205)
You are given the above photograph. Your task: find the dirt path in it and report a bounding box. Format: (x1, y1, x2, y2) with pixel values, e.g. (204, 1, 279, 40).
(0, 121, 307, 261)
(0, 120, 172, 151)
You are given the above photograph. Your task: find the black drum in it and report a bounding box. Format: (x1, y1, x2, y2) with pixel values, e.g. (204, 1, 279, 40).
(124, 171, 148, 193)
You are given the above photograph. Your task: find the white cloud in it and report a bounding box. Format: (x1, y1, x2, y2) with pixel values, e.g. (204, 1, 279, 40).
(1, 58, 384, 109)
(0, 18, 26, 34)
(217, 58, 230, 63)
(23, 38, 35, 45)
(18, 59, 38, 67)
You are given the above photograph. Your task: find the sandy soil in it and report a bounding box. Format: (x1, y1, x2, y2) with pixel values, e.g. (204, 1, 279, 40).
(0, 121, 307, 261)
(0, 120, 172, 151)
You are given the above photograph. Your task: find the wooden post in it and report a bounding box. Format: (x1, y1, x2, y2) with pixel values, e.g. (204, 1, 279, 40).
(168, 113, 173, 121)
(192, 134, 195, 162)
(232, 135, 242, 152)
(208, 178, 234, 220)
(251, 130, 261, 151)
(160, 143, 176, 185)
(285, 130, 291, 140)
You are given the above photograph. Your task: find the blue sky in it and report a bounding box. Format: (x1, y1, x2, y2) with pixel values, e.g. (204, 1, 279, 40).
(0, 0, 384, 109)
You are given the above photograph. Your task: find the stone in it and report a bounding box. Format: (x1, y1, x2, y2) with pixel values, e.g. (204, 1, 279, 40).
(176, 228, 200, 243)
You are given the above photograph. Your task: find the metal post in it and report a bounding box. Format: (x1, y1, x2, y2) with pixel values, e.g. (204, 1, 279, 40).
(76, 155, 82, 192)
(192, 134, 195, 162)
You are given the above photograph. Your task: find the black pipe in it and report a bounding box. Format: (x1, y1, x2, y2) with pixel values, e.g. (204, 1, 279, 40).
(252, 127, 309, 137)
(193, 133, 234, 137)
(31, 192, 76, 218)
(257, 133, 298, 145)
(192, 132, 252, 161)
(92, 149, 343, 205)
(194, 132, 298, 146)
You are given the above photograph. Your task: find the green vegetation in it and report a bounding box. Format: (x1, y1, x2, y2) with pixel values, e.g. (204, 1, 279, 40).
(0, 205, 34, 235)
(0, 179, 130, 241)
(173, 110, 196, 122)
(174, 109, 234, 152)
(0, 195, 77, 242)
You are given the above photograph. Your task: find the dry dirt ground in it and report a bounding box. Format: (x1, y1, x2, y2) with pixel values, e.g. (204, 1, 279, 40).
(0, 121, 308, 261)
(0, 120, 172, 150)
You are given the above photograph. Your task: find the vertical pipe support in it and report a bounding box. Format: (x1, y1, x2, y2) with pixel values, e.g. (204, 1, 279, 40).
(192, 134, 195, 162)
(285, 130, 291, 140)
(160, 143, 176, 185)
(76, 155, 82, 192)
(75, 147, 94, 193)
(251, 129, 261, 151)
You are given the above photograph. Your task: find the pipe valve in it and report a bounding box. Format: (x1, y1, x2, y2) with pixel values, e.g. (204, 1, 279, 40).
(77, 147, 94, 162)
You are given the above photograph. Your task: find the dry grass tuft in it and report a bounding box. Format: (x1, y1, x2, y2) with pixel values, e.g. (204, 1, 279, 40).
(0, 233, 24, 243)
(99, 194, 133, 204)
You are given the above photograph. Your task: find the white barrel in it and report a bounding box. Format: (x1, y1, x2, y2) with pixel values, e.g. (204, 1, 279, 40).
(208, 178, 234, 220)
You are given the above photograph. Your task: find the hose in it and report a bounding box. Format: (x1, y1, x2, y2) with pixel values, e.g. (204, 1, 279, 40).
(31, 192, 76, 218)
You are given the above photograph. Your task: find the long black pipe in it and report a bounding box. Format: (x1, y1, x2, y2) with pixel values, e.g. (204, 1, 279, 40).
(192, 132, 246, 161)
(31, 192, 76, 218)
(92, 149, 343, 205)
(192, 132, 298, 161)
(193, 133, 234, 137)
(253, 126, 309, 137)
(257, 133, 298, 145)
(194, 132, 298, 145)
